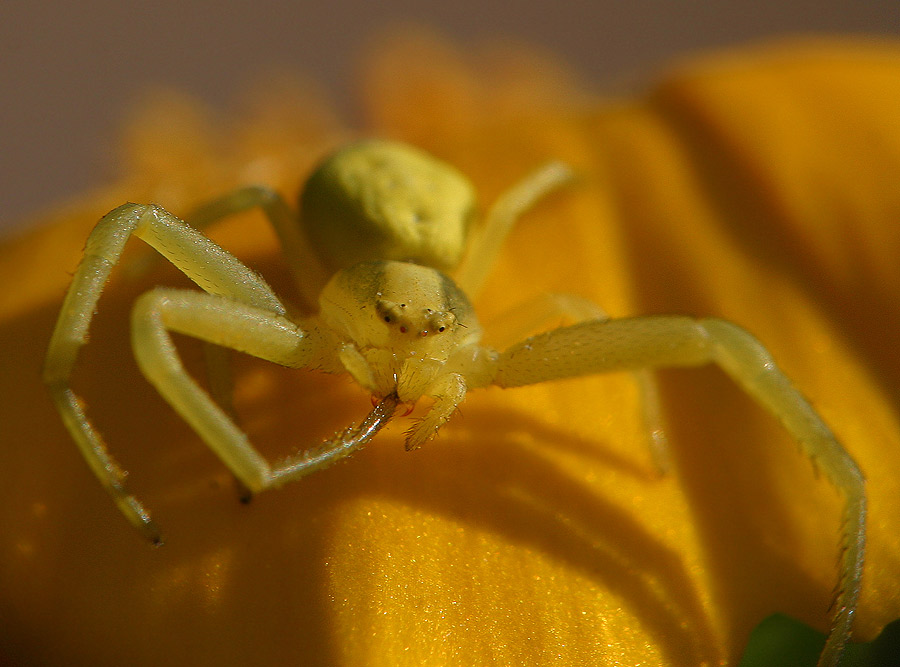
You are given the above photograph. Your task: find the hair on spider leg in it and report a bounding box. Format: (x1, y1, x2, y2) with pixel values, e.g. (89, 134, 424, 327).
(268, 394, 401, 486)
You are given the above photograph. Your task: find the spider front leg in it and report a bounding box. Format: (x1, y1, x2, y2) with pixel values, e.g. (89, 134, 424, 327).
(43, 203, 384, 542)
(494, 315, 864, 667)
(183, 185, 328, 309)
(125, 186, 329, 310)
(487, 293, 670, 472)
(44, 203, 287, 541)
(129, 288, 397, 490)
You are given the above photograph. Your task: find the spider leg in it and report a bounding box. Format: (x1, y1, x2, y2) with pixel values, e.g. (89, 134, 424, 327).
(183, 186, 328, 309)
(495, 315, 864, 667)
(173, 186, 326, 489)
(455, 161, 573, 297)
(201, 342, 253, 502)
(44, 203, 291, 541)
(130, 289, 308, 489)
(125, 187, 327, 310)
(268, 393, 399, 487)
(127, 191, 306, 457)
(487, 294, 669, 473)
(131, 287, 398, 486)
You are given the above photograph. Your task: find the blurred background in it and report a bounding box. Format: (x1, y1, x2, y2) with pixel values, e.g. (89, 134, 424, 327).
(1, 0, 897, 233)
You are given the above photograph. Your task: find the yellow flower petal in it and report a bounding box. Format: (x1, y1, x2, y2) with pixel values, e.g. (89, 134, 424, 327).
(1, 33, 898, 666)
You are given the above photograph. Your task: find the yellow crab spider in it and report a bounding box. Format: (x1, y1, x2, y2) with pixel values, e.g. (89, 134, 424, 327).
(43, 139, 863, 667)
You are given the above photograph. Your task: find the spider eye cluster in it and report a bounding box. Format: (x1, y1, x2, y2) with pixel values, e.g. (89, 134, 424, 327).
(376, 299, 455, 337)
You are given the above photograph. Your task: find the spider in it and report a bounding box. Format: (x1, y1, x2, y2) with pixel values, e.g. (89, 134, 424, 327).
(44, 139, 864, 667)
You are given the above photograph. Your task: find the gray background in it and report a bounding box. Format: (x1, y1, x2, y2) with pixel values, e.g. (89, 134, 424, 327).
(1, 1, 897, 232)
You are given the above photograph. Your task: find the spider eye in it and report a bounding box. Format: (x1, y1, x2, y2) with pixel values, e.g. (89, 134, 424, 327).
(383, 316, 391, 323)
(429, 311, 454, 334)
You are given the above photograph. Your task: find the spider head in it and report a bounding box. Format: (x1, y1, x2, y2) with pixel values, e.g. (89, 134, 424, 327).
(320, 260, 480, 355)
(319, 260, 482, 398)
